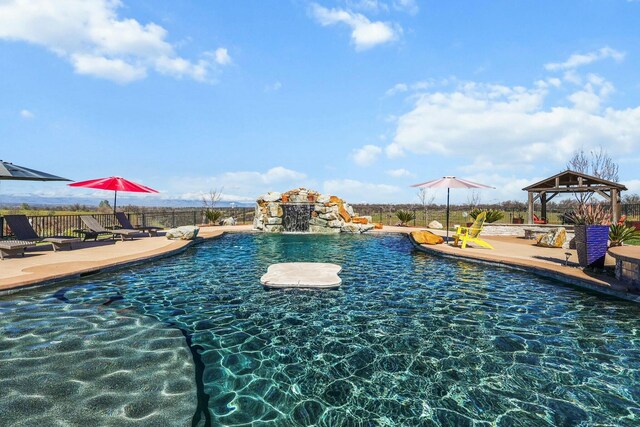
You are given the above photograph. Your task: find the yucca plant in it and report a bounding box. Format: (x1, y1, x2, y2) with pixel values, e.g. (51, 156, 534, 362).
(567, 203, 611, 225)
(609, 224, 640, 247)
(396, 210, 416, 226)
(204, 209, 223, 225)
(469, 209, 504, 223)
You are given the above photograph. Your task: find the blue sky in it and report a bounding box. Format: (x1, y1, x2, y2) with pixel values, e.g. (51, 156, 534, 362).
(1, 0, 640, 205)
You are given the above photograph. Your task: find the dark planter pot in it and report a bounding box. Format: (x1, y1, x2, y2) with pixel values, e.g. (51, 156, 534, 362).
(574, 224, 609, 268)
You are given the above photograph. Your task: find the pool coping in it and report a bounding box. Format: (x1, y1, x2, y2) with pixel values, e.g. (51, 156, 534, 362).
(406, 233, 640, 304)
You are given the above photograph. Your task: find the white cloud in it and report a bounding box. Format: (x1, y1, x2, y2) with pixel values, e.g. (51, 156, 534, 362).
(214, 47, 232, 65)
(348, 0, 419, 15)
(352, 144, 382, 166)
(323, 179, 401, 203)
(386, 168, 413, 177)
(265, 81, 283, 92)
(347, 0, 389, 13)
(385, 80, 437, 96)
(393, 0, 419, 15)
(624, 179, 640, 195)
(165, 167, 309, 201)
(0, 0, 228, 83)
(387, 57, 640, 173)
(311, 3, 400, 50)
(385, 83, 408, 96)
(545, 47, 625, 71)
(20, 109, 35, 119)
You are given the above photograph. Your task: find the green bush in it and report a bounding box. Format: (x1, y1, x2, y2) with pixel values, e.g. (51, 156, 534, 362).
(204, 209, 223, 224)
(609, 224, 640, 247)
(469, 209, 504, 223)
(395, 210, 416, 226)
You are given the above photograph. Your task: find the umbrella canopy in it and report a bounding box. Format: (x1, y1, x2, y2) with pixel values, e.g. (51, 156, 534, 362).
(0, 160, 70, 181)
(69, 176, 159, 213)
(411, 176, 494, 241)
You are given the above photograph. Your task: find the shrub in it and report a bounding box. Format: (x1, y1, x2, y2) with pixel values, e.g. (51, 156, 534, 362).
(204, 209, 223, 224)
(396, 210, 416, 226)
(609, 224, 640, 247)
(469, 209, 504, 223)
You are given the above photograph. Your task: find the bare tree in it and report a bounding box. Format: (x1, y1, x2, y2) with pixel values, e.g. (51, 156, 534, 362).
(202, 188, 224, 224)
(466, 190, 481, 210)
(623, 193, 640, 204)
(567, 147, 619, 203)
(567, 146, 619, 181)
(417, 188, 436, 225)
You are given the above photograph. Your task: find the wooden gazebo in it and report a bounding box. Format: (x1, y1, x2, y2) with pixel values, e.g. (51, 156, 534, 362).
(522, 170, 627, 224)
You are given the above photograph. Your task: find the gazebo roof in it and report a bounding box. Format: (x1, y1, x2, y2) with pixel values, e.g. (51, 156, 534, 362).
(523, 170, 627, 192)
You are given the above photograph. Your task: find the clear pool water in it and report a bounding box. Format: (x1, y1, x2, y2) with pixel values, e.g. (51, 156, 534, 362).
(1, 233, 640, 426)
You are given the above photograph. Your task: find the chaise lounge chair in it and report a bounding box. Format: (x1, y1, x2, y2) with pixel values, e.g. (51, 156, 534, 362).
(78, 215, 140, 241)
(115, 212, 163, 236)
(4, 214, 81, 252)
(452, 211, 494, 249)
(0, 240, 36, 260)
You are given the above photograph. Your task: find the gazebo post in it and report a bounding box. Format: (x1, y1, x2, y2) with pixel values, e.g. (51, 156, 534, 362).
(611, 188, 620, 223)
(527, 192, 534, 224)
(541, 192, 547, 221)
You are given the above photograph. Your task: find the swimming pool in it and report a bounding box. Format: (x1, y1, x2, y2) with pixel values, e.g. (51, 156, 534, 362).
(1, 233, 639, 426)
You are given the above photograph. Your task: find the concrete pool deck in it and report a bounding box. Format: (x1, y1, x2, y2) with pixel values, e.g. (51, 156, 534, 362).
(0, 226, 237, 293)
(1, 224, 639, 302)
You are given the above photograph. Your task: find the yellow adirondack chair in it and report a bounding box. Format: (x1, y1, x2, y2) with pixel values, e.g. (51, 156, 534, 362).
(453, 211, 494, 249)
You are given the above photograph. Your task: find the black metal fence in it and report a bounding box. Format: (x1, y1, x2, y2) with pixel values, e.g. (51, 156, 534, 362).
(2, 204, 639, 239)
(0, 208, 256, 239)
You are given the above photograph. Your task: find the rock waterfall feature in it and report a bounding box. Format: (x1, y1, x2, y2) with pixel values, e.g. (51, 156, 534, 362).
(253, 188, 380, 233)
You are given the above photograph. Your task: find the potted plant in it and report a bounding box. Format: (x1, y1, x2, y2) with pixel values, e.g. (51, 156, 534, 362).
(568, 203, 611, 268)
(512, 213, 524, 224)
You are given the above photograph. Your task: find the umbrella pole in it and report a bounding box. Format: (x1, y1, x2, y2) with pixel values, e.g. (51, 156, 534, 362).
(446, 188, 450, 243)
(113, 190, 117, 215)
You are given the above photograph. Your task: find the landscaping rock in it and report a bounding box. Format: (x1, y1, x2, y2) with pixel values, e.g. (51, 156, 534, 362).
(166, 226, 199, 240)
(411, 230, 444, 245)
(221, 217, 236, 226)
(536, 227, 567, 248)
(428, 221, 443, 229)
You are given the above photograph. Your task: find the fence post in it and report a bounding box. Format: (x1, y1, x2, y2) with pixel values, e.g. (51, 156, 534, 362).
(243, 208, 247, 225)
(0, 216, 3, 239)
(172, 210, 176, 228)
(193, 211, 197, 226)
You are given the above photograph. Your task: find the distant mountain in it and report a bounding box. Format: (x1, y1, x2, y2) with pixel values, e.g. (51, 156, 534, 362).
(0, 194, 255, 209)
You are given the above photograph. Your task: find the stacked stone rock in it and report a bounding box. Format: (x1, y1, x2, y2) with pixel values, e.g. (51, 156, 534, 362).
(253, 188, 380, 233)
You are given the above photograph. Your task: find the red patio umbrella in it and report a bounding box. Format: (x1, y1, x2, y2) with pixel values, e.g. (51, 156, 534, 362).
(411, 176, 493, 242)
(68, 176, 159, 214)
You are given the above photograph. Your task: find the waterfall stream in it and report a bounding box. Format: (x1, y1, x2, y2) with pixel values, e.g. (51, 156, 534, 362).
(282, 204, 313, 232)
